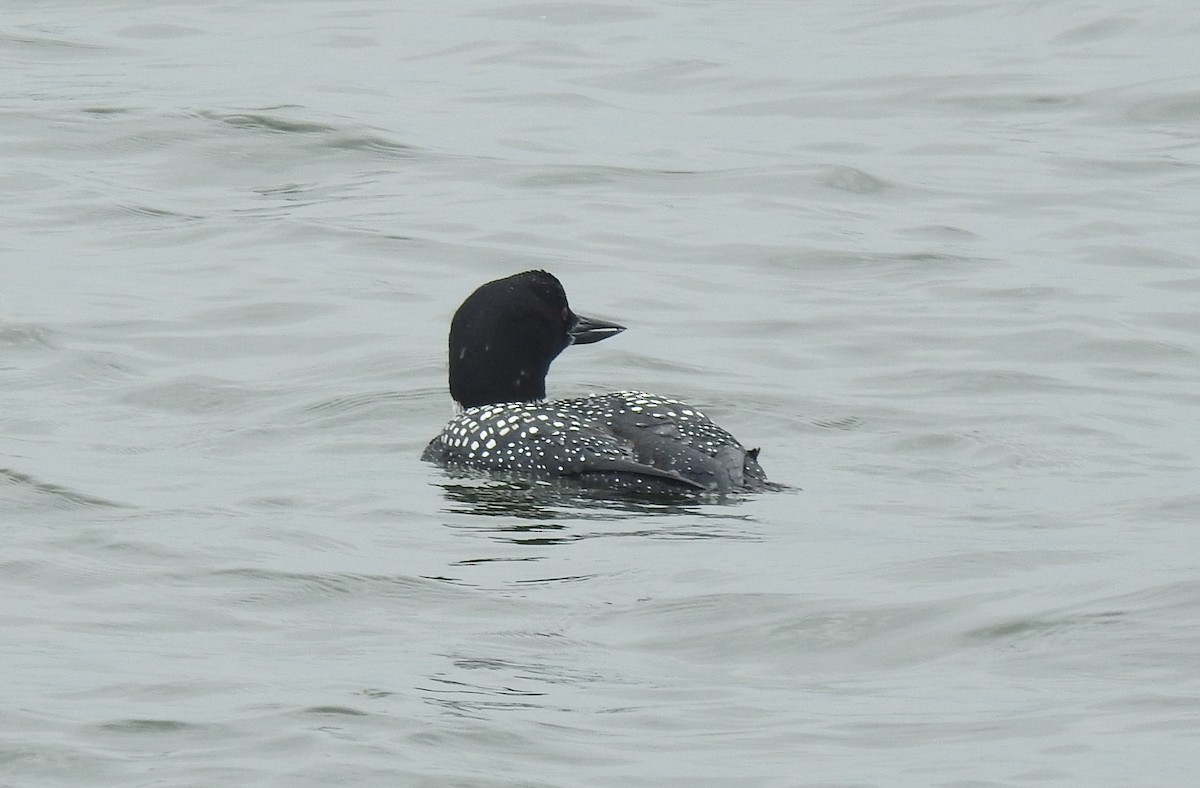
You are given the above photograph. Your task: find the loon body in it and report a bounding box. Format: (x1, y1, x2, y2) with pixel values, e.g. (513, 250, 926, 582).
(421, 270, 769, 494)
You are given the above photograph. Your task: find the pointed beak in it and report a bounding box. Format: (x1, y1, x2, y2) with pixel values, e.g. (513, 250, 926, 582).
(569, 313, 626, 345)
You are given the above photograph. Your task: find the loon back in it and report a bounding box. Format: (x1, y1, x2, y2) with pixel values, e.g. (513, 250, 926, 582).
(422, 391, 768, 494)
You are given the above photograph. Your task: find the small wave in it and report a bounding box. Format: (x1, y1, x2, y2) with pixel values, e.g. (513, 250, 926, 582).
(195, 108, 417, 159)
(0, 467, 128, 510)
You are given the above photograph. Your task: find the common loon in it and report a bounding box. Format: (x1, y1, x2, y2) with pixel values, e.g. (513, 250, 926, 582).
(421, 270, 770, 494)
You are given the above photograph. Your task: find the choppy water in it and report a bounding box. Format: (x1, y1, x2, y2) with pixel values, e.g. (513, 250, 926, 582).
(4, 1, 1200, 785)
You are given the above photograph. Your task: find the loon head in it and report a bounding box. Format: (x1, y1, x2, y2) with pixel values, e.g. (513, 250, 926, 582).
(446, 270, 625, 409)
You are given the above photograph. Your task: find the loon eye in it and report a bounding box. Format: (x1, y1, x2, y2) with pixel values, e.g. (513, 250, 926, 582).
(562, 308, 570, 322)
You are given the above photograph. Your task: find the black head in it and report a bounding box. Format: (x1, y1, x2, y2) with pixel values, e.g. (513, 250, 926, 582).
(446, 270, 625, 408)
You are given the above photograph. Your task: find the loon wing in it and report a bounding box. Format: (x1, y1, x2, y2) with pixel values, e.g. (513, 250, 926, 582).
(566, 454, 709, 493)
(606, 417, 748, 493)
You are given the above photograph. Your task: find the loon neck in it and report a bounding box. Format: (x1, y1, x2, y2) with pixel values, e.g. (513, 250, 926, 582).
(450, 354, 551, 409)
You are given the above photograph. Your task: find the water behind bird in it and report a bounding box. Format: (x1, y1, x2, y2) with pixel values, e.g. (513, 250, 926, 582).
(3, 1, 1200, 786)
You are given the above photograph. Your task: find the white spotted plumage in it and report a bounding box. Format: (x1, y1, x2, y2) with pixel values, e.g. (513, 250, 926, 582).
(423, 390, 762, 492)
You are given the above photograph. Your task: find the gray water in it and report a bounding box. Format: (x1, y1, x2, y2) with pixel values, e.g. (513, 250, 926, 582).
(4, 1, 1200, 785)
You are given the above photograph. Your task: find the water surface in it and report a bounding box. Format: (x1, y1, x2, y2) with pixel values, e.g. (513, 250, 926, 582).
(4, 1, 1200, 785)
